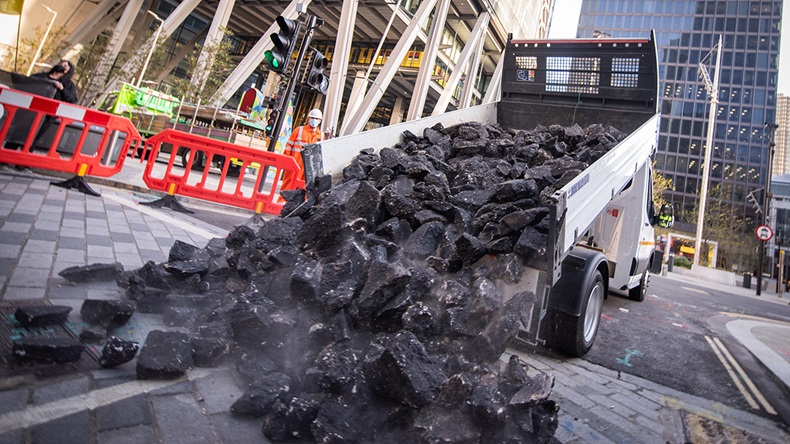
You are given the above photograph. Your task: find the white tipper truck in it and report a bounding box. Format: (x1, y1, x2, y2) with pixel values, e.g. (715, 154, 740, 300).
(308, 34, 662, 356)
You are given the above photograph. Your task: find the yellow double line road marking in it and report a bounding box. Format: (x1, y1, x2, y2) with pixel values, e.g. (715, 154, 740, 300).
(704, 335, 777, 415)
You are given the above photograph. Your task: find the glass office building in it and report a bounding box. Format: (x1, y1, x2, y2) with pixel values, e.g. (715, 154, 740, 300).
(576, 0, 782, 230)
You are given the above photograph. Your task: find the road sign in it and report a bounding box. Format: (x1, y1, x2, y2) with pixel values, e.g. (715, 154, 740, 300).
(755, 224, 773, 241)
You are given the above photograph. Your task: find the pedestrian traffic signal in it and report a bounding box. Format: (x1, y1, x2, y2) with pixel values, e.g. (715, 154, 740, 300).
(265, 16, 299, 74)
(305, 50, 329, 95)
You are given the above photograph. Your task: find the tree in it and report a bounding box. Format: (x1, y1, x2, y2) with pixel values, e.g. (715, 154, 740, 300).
(652, 162, 674, 237)
(169, 29, 236, 105)
(684, 183, 759, 271)
(1, 25, 68, 74)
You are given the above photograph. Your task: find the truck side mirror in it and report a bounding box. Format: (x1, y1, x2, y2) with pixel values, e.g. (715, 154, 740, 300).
(656, 203, 674, 228)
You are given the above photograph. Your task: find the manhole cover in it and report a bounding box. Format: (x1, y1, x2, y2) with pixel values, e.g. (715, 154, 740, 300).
(0, 302, 99, 378)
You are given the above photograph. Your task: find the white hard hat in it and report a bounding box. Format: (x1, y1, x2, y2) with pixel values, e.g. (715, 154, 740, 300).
(308, 108, 323, 120)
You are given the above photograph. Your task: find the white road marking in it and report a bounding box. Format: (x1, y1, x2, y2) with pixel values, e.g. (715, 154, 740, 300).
(619, 308, 629, 313)
(0, 368, 213, 434)
(672, 322, 683, 328)
(704, 335, 759, 410)
(711, 336, 777, 415)
(681, 286, 709, 295)
(103, 193, 225, 240)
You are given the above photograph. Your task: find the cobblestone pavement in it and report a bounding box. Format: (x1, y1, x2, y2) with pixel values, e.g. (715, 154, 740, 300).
(0, 168, 788, 443)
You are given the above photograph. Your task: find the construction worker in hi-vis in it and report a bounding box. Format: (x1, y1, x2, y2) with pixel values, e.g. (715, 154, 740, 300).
(282, 108, 324, 192)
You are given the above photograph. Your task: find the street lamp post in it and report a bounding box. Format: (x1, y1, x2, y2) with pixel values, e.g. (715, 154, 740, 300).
(26, 5, 57, 76)
(136, 11, 164, 88)
(694, 35, 722, 268)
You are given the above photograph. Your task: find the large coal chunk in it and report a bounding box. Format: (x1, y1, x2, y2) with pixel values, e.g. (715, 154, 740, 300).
(168, 240, 201, 262)
(58, 262, 124, 283)
(364, 330, 446, 408)
(98, 336, 140, 368)
(14, 305, 72, 328)
(514, 226, 548, 261)
(231, 372, 291, 417)
(403, 221, 445, 258)
(13, 337, 83, 363)
(191, 337, 229, 367)
(80, 299, 136, 327)
(351, 260, 411, 323)
(136, 330, 193, 379)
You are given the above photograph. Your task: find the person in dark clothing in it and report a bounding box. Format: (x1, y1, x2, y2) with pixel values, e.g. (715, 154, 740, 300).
(56, 60, 78, 103)
(32, 60, 77, 103)
(29, 61, 79, 151)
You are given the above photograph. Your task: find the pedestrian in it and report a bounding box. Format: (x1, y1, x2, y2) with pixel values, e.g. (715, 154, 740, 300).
(281, 108, 324, 193)
(30, 61, 78, 151)
(56, 60, 78, 104)
(32, 60, 77, 103)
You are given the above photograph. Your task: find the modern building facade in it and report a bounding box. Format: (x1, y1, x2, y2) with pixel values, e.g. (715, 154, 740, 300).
(576, 0, 782, 232)
(776, 93, 790, 175)
(2, 0, 554, 134)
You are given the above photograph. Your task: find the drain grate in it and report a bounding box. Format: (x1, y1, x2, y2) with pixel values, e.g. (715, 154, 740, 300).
(0, 302, 100, 378)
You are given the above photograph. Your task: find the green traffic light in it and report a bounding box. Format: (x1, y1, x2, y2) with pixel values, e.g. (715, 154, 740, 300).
(264, 50, 279, 68)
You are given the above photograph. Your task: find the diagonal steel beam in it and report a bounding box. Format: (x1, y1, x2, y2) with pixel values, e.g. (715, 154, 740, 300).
(210, 0, 311, 105)
(322, 0, 358, 136)
(431, 12, 488, 116)
(341, 0, 438, 136)
(406, 0, 450, 121)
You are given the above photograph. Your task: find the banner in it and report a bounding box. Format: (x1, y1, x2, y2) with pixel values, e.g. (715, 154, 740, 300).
(0, 0, 24, 15)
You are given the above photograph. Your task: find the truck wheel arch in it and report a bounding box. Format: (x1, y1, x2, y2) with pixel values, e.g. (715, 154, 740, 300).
(548, 248, 609, 317)
(544, 247, 609, 357)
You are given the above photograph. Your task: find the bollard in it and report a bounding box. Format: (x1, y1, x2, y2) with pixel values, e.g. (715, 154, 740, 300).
(667, 254, 674, 272)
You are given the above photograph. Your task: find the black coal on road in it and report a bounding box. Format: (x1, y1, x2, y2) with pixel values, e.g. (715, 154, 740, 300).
(64, 120, 626, 443)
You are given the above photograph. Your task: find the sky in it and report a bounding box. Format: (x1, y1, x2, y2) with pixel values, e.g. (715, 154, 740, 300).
(548, 0, 790, 96)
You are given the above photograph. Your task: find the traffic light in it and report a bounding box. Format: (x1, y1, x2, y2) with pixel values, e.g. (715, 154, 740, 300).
(264, 16, 299, 74)
(305, 50, 329, 95)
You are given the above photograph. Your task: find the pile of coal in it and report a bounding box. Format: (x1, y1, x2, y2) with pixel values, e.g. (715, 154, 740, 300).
(115, 121, 627, 443)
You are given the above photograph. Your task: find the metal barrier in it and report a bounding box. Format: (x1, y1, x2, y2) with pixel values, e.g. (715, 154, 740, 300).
(140, 129, 304, 215)
(0, 86, 142, 196)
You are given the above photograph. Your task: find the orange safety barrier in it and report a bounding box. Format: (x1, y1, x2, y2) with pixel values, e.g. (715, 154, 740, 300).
(140, 129, 305, 215)
(0, 86, 142, 195)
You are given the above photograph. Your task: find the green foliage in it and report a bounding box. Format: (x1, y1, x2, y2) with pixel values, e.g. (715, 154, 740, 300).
(673, 255, 692, 269)
(169, 29, 236, 104)
(683, 183, 759, 271)
(1, 25, 68, 74)
(71, 32, 111, 101)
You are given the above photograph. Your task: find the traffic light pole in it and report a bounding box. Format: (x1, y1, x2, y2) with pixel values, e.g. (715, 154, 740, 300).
(268, 15, 319, 152)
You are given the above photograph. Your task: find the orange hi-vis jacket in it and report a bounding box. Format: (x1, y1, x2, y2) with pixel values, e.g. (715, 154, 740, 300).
(283, 125, 323, 180)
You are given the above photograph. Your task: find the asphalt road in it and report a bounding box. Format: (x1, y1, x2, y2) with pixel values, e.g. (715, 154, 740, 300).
(585, 273, 790, 427)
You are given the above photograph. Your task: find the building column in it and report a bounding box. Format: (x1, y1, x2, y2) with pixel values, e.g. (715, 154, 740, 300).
(340, 70, 369, 135)
(211, 0, 311, 105)
(341, 0, 439, 136)
(406, 0, 450, 121)
(458, 35, 485, 109)
(482, 50, 504, 104)
(80, 0, 146, 105)
(91, 0, 203, 105)
(390, 96, 404, 125)
(60, 0, 128, 60)
(191, 0, 236, 91)
(431, 12, 489, 116)
(323, 0, 358, 137)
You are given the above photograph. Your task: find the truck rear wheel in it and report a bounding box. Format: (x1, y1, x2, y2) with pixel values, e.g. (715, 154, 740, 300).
(548, 270, 604, 357)
(628, 270, 648, 302)
(181, 150, 205, 171)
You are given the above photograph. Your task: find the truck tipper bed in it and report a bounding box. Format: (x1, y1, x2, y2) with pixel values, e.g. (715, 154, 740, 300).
(313, 34, 661, 356)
